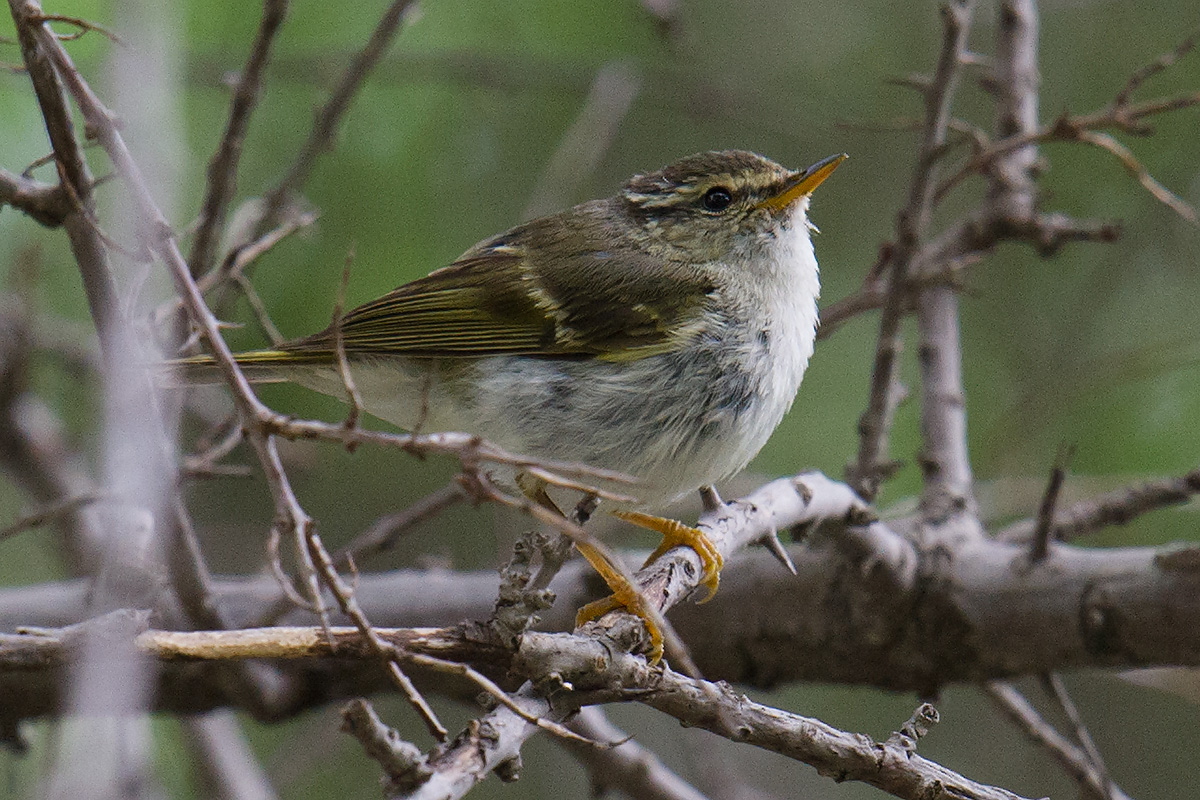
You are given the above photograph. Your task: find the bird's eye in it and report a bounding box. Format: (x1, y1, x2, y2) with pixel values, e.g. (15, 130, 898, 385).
(701, 186, 733, 212)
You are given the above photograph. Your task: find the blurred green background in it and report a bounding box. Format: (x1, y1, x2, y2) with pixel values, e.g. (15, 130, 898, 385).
(2, 0, 1199, 798)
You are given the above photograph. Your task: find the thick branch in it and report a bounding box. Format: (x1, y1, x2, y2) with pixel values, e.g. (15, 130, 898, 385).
(4, 493, 1198, 714)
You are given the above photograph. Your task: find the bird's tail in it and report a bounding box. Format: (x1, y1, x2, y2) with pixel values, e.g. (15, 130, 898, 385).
(163, 349, 328, 386)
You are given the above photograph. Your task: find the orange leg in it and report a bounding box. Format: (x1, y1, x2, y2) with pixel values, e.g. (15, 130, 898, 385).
(577, 510, 725, 664)
(610, 510, 723, 602)
(519, 475, 665, 662)
(573, 539, 663, 663)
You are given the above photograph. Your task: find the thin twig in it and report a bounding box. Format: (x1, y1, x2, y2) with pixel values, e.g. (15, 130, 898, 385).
(182, 418, 247, 479)
(933, 26, 1200, 209)
(560, 706, 709, 800)
(522, 60, 641, 221)
(1113, 29, 1198, 108)
(232, 273, 285, 344)
(258, 0, 418, 228)
(304, 524, 448, 741)
(332, 247, 364, 431)
(1041, 673, 1117, 800)
(182, 711, 281, 800)
(1077, 130, 1197, 223)
(986, 682, 1132, 800)
(996, 466, 1200, 543)
(253, 483, 466, 628)
(0, 167, 68, 227)
(9, 0, 123, 367)
(339, 699, 431, 793)
(28, 12, 124, 46)
(0, 493, 100, 542)
(187, 0, 289, 278)
(1029, 445, 1074, 562)
(405, 651, 605, 747)
(202, 210, 320, 294)
(334, 483, 466, 562)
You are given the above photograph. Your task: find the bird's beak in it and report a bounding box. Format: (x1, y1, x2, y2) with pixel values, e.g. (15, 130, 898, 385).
(758, 153, 848, 212)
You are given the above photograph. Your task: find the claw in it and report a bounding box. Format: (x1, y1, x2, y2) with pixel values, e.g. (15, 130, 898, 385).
(571, 539, 664, 663)
(571, 508, 726, 664)
(610, 509, 724, 602)
(575, 590, 663, 664)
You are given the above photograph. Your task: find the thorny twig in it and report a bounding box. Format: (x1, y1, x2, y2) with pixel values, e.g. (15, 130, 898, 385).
(409, 640, 1035, 800)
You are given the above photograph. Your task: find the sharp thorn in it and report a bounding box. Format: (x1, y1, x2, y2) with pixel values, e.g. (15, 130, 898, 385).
(760, 529, 797, 575)
(699, 485, 723, 512)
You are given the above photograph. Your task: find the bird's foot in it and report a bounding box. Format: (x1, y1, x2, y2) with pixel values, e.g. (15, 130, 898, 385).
(611, 509, 723, 602)
(573, 540, 664, 663)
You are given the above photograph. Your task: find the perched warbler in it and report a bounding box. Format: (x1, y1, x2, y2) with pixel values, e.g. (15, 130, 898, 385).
(181, 150, 846, 660)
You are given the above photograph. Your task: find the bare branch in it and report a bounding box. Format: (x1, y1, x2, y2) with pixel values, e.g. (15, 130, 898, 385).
(340, 699, 432, 794)
(232, 272, 285, 344)
(1077, 130, 1197, 223)
(258, 0, 418, 228)
(183, 711, 281, 800)
(337, 484, 466, 562)
(8, 465, 1194, 689)
(332, 248, 365, 430)
(997, 466, 1200, 543)
(8, 0, 123, 368)
(914, 285, 976, 527)
(1113, 29, 1198, 108)
(0, 492, 99, 542)
(27, 12, 124, 46)
(559, 707, 709, 800)
(986, 682, 1132, 800)
(1029, 446, 1074, 562)
(593, 652, 1033, 800)
(303, 522, 448, 741)
(522, 60, 641, 221)
(188, 0, 289, 278)
(1041, 673, 1118, 800)
(0, 167, 67, 226)
(849, 0, 976, 501)
(933, 27, 1200, 210)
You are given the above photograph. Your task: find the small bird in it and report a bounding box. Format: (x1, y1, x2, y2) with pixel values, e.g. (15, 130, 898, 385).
(182, 150, 845, 661)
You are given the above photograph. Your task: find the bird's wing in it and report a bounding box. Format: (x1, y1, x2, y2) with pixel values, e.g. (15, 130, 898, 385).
(282, 205, 715, 362)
